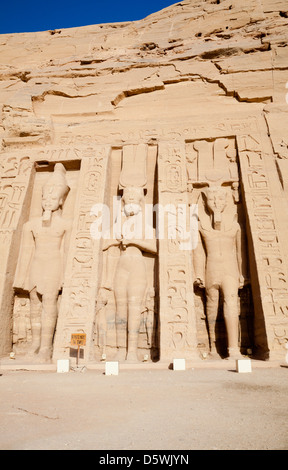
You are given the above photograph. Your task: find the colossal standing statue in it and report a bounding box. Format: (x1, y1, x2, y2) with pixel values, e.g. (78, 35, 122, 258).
(13, 163, 71, 361)
(97, 145, 157, 362)
(194, 185, 247, 359)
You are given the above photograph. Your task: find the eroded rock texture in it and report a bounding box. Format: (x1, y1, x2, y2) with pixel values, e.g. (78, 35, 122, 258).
(1, 0, 288, 364)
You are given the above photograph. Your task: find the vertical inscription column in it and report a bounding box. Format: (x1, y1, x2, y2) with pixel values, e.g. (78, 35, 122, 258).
(53, 146, 110, 362)
(0, 155, 33, 355)
(238, 134, 288, 360)
(158, 141, 197, 362)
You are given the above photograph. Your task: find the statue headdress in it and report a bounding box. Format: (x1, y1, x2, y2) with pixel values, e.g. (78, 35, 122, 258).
(42, 163, 70, 200)
(119, 144, 147, 190)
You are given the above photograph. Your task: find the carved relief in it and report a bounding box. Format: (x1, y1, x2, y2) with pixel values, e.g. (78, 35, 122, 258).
(52, 147, 110, 362)
(158, 141, 197, 361)
(0, 155, 31, 178)
(96, 144, 158, 362)
(52, 117, 258, 149)
(13, 163, 71, 362)
(186, 137, 238, 188)
(188, 137, 252, 359)
(12, 295, 32, 353)
(194, 185, 248, 359)
(0, 155, 33, 356)
(0, 131, 286, 364)
(0, 0, 287, 374)
(237, 135, 288, 359)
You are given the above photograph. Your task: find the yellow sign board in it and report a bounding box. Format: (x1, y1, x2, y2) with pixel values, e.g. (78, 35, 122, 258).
(71, 333, 86, 346)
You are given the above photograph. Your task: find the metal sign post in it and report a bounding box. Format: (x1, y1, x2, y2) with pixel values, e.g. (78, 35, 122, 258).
(71, 334, 86, 366)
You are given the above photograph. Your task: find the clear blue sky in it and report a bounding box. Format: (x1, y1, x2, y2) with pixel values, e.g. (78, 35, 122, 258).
(0, 0, 178, 34)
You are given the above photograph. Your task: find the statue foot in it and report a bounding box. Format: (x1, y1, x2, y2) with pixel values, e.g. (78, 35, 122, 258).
(25, 344, 40, 360)
(113, 348, 126, 362)
(227, 348, 243, 360)
(125, 351, 139, 363)
(207, 352, 221, 360)
(207, 347, 220, 360)
(37, 348, 52, 363)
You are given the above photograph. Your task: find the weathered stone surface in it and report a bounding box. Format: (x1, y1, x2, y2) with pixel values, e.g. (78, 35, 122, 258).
(1, 0, 288, 364)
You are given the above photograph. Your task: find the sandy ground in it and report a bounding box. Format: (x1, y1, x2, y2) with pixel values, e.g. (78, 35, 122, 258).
(0, 361, 287, 451)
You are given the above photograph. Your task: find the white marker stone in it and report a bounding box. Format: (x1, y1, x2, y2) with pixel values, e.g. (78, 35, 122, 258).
(236, 359, 252, 373)
(173, 358, 186, 371)
(105, 361, 119, 375)
(57, 359, 70, 373)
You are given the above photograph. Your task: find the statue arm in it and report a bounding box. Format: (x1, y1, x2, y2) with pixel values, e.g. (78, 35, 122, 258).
(102, 237, 120, 251)
(96, 246, 119, 318)
(236, 224, 249, 287)
(100, 245, 119, 290)
(13, 222, 34, 291)
(122, 226, 157, 254)
(62, 220, 72, 280)
(193, 229, 205, 287)
(124, 237, 157, 254)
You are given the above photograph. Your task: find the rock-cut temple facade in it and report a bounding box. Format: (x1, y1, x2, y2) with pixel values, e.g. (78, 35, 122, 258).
(1, 0, 288, 366)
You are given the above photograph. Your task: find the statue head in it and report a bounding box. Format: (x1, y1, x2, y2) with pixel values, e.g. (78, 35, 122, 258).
(42, 163, 70, 217)
(122, 186, 144, 217)
(204, 186, 227, 213)
(203, 186, 228, 230)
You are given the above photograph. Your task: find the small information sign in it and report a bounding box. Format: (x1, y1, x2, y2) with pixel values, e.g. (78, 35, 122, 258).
(71, 333, 86, 346)
(71, 333, 86, 366)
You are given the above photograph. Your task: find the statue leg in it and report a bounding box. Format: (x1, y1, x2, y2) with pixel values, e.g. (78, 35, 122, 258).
(126, 264, 147, 362)
(97, 309, 107, 360)
(222, 280, 241, 359)
(114, 269, 129, 359)
(126, 299, 143, 362)
(28, 288, 42, 355)
(206, 285, 219, 357)
(38, 291, 59, 361)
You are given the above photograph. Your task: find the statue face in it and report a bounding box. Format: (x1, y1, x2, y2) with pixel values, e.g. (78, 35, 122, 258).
(42, 186, 63, 212)
(205, 188, 227, 214)
(122, 187, 144, 216)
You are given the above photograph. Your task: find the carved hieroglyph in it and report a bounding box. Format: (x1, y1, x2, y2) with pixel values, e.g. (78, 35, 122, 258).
(158, 141, 197, 361)
(0, 155, 33, 356)
(237, 134, 288, 359)
(52, 146, 110, 362)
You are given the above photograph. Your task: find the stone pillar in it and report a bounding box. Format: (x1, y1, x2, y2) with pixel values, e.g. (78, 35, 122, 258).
(53, 146, 110, 363)
(157, 141, 198, 362)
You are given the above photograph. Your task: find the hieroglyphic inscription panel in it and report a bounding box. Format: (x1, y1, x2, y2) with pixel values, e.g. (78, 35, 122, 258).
(158, 141, 197, 360)
(238, 135, 288, 358)
(0, 154, 33, 355)
(52, 146, 110, 362)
